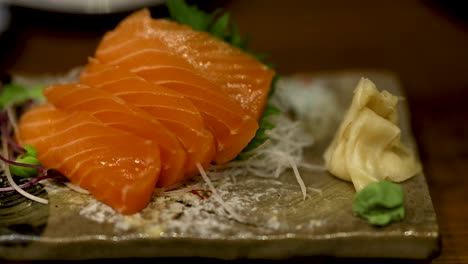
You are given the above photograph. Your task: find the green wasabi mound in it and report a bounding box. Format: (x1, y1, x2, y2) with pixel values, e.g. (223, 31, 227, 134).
(352, 180, 405, 226)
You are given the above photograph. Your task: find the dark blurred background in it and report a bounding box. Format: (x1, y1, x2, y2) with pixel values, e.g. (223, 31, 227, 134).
(0, 0, 466, 263)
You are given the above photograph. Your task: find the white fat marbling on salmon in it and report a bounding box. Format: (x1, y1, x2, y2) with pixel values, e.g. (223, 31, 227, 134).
(53, 146, 109, 170)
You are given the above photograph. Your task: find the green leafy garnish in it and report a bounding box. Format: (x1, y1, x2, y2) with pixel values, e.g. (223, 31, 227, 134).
(352, 180, 405, 226)
(238, 75, 281, 155)
(0, 83, 45, 109)
(237, 103, 281, 155)
(236, 76, 281, 159)
(209, 12, 230, 39)
(166, 0, 268, 62)
(23, 145, 39, 158)
(166, 0, 212, 31)
(227, 23, 244, 48)
(9, 145, 42, 178)
(10, 157, 42, 178)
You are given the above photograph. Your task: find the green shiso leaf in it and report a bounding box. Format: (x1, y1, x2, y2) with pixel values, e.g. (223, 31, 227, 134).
(0, 83, 45, 109)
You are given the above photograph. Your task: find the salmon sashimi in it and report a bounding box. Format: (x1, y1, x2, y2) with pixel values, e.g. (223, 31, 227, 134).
(93, 11, 264, 163)
(133, 64, 259, 164)
(14, 8, 277, 215)
(80, 59, 216, 173)
(83, 58, 257, 163)
(44, 83, 187, 187)
(18, 104, 161, 214)
(96, 9, 275, 120)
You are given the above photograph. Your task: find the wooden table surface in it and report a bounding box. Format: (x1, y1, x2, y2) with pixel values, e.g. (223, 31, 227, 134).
(0, 0, 467, 263)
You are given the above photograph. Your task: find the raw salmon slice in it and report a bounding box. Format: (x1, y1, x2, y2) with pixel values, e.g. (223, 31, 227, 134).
(80, 59, 216, 175)
(93, 11, 263, 163)
(44, 83, 186, 187)
(97, 9, 275, 120)
(132, 64, 259, 164)
(90, 53, 258, 163)
(18, 104, 161, 214)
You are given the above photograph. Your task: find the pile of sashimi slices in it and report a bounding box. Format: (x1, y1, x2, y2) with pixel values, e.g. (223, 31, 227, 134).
(14, 8, 280, 215)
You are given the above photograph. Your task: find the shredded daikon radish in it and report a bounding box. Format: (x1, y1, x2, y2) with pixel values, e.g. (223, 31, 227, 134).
(207, 114, 321, 197)
(153, 180, 206, 197)
(156, 185, 198, 197)
(5, 105, 19, 139)
(197, 163, 243, 222)
(153, 181, 186, 194)
(301, 163, 327, 172)
(209, 116, 312, 177)
(288, 156, 307, 200)
(64, 182, 90, 194)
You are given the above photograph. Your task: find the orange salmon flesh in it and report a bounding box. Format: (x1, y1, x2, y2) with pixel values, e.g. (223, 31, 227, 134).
(18, 8, 275, 214)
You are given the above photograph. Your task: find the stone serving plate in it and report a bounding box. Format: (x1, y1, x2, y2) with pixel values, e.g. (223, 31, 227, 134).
(0, 72, 439, 261)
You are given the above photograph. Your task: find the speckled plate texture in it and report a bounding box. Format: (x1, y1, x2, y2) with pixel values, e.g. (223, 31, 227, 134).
(0, 72, 439, 260)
